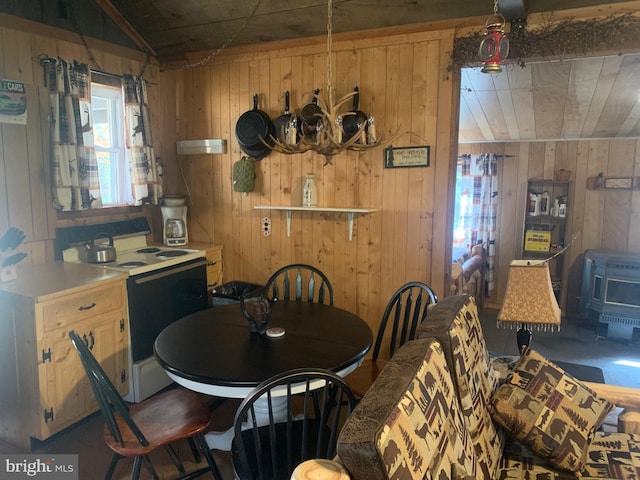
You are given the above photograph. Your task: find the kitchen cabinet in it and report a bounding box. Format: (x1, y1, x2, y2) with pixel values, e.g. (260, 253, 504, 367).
(188, 243, 223, 303)
(521, 179, 571, 309)
(0, 263, 129, 450)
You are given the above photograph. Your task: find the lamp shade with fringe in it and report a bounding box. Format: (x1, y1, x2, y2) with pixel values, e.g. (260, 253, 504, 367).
(498, 260, 561, 353)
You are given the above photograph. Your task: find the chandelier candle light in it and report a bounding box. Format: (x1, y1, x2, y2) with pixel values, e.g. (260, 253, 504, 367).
(497, 260, 561, 354)
(267, 0, 391, 165)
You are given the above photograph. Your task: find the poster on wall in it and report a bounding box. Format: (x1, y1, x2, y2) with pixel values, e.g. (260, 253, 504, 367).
(0, 79, 27, 125)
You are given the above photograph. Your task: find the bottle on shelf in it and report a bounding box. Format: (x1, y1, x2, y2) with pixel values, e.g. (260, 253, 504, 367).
(527, 192, 541, 216)
(540, 191, 551, 215)
(302, 174, 318, 207)
(558, 202, 567, 218)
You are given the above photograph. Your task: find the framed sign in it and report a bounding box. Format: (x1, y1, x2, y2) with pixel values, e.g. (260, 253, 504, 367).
(384, 146, 430, 168)
(604, 177, 633, 190)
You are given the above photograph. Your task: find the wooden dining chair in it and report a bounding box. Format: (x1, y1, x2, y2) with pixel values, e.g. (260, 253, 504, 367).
(68, 330, 223, 480)
(346, 281, 438, 398)
(264, 263, 334, 305)
(231, 368, 357, 480)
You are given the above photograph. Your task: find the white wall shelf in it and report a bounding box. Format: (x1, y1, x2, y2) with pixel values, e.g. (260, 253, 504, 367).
(254, 206, 377, 240)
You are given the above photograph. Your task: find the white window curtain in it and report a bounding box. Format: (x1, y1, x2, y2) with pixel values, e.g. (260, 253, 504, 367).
(457, 153, 498, 295)
(123, 74, 162, 205)
(46, 57, 102, 210)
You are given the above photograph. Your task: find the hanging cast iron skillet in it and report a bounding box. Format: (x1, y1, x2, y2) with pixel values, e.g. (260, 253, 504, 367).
(239, 143, 274, 161)
(235, 93, 275, 160)
(272, 91, 300, 143)
(301, 89, 322, 138)
(342, 86, 368, 142)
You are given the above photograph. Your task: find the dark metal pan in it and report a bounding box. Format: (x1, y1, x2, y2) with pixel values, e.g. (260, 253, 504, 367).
(236, 94, 275, 156)
(301, 89, 322, 138)
(272, 91, 300, 144)
(342, 86, 368, 143)
(239, 145, 271, 161)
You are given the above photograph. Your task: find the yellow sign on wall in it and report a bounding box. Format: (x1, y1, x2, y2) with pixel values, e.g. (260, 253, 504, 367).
(524, 231, 551, 252)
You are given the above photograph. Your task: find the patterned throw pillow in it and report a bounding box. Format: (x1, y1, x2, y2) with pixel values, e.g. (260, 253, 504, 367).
(488, 348, 615, 473)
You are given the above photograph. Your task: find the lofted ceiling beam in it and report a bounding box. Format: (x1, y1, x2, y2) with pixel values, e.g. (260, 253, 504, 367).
(499, 0, 527, 32)
(499, 0, 527, 20)
(95, 0, 157, 57)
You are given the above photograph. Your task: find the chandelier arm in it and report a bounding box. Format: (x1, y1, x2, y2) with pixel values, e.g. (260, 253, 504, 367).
(334, 91, 357, 109)
(266, 135, 313, 154)
(339, 129, 367, 149)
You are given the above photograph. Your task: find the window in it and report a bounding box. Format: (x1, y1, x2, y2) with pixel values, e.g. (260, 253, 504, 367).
(91, 76, 132, 206)
(452, 160, 470, 248)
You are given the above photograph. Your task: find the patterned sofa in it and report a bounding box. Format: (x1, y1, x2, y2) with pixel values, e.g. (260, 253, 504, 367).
(292, 294, 640, 480)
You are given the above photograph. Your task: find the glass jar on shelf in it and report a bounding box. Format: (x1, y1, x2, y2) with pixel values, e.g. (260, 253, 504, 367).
(302, 174, 317, 207)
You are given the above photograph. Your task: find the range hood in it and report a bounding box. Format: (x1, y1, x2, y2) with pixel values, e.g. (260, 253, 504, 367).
(177, 139, 226, 155)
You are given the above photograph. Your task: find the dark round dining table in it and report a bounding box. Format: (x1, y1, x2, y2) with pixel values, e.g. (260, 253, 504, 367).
(154, 301, 373, 399)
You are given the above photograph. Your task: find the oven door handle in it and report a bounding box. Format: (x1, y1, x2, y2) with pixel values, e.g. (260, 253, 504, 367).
(133, 259, 207, 285)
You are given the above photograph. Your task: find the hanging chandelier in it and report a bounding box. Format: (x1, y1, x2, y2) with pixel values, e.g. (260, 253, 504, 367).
(267, 0, 391, 165)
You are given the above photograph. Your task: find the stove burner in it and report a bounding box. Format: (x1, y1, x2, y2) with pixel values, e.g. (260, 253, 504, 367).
(156, 250, 188, 258)
(118, 261, 147, 268)
(137, 247, 161, 254)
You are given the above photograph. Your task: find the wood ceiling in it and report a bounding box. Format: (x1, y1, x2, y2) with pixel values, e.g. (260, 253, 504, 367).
(102, 0, 637, 62)
(459, 54, 640, 143)
(94, 0, 640, 144)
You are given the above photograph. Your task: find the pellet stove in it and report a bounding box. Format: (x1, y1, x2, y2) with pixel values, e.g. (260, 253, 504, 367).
(580, 249, 640, 342)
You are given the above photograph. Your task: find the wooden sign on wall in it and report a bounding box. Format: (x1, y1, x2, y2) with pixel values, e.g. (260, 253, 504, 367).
(384, 146, 430, 168)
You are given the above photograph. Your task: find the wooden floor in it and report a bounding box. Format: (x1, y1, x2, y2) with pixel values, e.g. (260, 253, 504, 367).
(1, 309, 638, 479)
(0, 395, 241, 479)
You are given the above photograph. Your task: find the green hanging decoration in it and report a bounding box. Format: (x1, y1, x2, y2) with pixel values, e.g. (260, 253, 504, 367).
(233, 156, 256, 193)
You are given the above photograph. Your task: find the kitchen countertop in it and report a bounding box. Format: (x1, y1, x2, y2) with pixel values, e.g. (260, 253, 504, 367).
(0, 261, 127, 302)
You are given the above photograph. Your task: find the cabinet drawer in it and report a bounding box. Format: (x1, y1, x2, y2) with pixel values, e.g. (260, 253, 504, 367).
(205, 246, 223, 289)
(206, 248, 222, 266)
(41, 283, 124, 332)
(207, 264, 222, 287)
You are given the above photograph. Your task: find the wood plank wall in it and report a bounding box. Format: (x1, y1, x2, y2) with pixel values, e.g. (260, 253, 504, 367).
(459, 139, 640, 315)
(0, 14, 159, 265)
(158, 30, 457, 335)
(3, 1, 639, 342)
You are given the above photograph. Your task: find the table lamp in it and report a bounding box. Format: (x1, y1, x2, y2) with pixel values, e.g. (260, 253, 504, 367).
(497, 260, 561, 354)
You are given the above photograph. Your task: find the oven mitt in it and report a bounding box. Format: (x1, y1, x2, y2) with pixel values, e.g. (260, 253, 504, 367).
(0, 227, 25, 252)
(233, 156, 256, 193)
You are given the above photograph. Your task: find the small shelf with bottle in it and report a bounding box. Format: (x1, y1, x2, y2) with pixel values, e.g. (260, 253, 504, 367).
(521, 179, 571, 308)
(526, 180, 569, 219)
(253, 206, 377, 240)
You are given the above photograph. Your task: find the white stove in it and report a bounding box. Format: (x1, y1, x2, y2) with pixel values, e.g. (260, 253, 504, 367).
(59, 222, 209, 403)
(62, 235, 205, 275)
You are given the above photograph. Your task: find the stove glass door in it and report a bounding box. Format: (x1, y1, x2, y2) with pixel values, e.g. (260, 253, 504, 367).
(605, 277, 640, 308)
